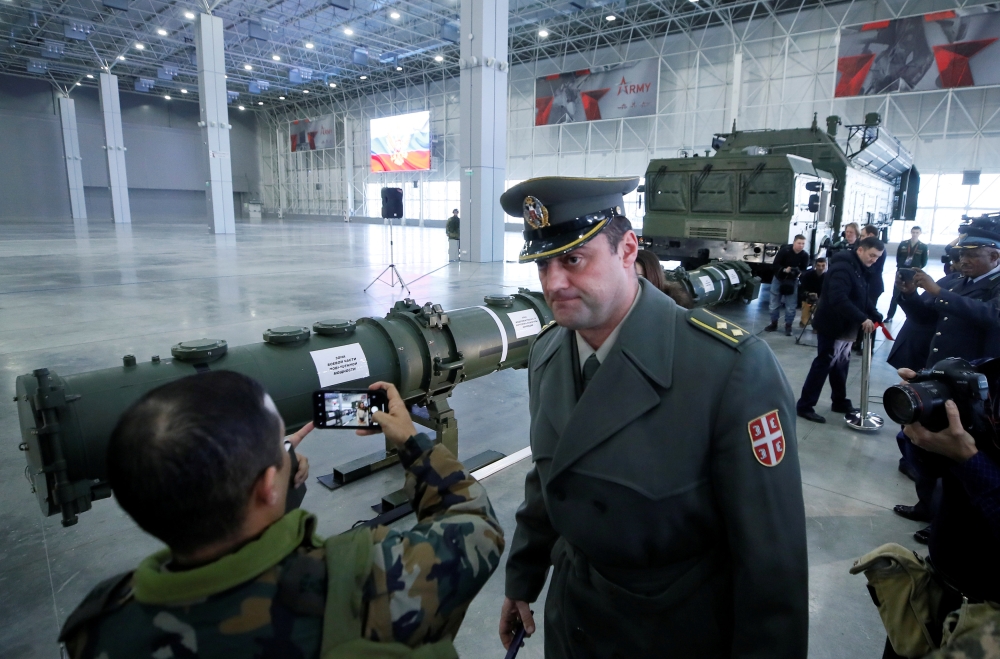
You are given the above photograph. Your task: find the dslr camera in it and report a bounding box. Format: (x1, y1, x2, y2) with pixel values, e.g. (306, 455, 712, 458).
(883, 358, 989, 434)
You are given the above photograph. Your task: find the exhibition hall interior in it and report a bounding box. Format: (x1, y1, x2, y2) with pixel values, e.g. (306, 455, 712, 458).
(6, 0, 1000, 656)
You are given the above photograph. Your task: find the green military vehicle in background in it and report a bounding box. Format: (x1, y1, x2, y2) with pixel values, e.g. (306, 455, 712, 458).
(640, 113, 920, 280)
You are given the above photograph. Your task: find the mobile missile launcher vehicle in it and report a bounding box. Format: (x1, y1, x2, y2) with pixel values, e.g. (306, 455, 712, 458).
(640, 113, 920, 280)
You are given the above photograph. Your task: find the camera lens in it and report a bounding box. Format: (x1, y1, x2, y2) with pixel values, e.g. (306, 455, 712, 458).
(884, 385, 920, 425)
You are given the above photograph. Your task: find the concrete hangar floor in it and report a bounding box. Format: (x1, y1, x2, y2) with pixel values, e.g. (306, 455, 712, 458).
(0, 216, 930, 658)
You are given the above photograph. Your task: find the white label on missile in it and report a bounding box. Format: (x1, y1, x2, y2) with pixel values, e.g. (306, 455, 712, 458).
(508, 309, 542, 339)
(310, 343, 370, 388)
(699, 275, 715, 292)
(726, 268, 740, 285)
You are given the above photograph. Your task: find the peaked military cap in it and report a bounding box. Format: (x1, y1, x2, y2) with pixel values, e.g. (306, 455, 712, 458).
(958, 213, 1000, 250)
(500, 176, 640, 263)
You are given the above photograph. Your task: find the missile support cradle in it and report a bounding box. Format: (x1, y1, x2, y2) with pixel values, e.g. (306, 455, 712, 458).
(16, 264, 760, 527)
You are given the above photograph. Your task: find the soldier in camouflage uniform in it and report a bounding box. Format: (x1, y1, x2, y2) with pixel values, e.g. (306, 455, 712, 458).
(59, 371, 504, 658)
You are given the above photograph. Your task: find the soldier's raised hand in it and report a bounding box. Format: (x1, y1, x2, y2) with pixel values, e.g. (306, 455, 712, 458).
(356, 382, 418, 448)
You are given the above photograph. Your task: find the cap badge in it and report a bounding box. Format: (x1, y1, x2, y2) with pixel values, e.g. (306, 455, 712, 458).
(523, 196, 550, 230)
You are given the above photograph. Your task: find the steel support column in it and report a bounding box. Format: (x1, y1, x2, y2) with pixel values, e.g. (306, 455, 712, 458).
(344, 116, 354, 221)
(58, 96, 87, 220)
(196, 13, 236, 234)
(459, 0, 508, 263)
(99, 73, 130, 224)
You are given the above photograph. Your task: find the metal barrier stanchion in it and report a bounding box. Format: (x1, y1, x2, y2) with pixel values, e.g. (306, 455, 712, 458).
(845, 328, 883, 431)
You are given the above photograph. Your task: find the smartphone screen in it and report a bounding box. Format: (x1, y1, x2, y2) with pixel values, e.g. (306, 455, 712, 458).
(313, 389, 387, 429)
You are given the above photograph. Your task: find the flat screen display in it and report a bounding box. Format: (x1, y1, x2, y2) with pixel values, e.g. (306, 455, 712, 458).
(370, 110, 431, 172)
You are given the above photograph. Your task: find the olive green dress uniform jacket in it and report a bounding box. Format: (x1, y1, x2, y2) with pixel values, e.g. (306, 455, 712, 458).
(505, 278, 809, 659)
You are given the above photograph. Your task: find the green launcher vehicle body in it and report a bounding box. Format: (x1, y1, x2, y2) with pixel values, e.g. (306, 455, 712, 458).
(640, 113, 920, 279)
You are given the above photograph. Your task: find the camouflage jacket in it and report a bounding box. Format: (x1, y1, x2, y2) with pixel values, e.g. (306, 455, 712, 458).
(60, 434, 505, 658)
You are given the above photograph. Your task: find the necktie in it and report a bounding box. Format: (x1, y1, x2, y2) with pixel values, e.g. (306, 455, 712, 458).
(581, 354, 600, 392)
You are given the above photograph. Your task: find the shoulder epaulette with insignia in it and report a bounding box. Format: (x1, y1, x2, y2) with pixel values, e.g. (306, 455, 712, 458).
(687, 308, 752, 348)
(536, 319, 558, 339)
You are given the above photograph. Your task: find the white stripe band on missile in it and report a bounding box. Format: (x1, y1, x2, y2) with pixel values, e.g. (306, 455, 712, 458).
(471, 446, 532, 481)
(477, 305, 509, 364)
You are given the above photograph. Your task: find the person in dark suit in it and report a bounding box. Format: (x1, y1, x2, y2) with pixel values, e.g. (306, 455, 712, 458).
(796, 237, 885, 423)
(446, 209, 460, 261)
(497, 177, 808, 659)
(862, 224, 888, 307)
(886, 225, 929, 320)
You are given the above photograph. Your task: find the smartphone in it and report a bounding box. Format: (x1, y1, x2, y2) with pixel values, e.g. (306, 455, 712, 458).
(898, 267, 917, 282)
(313, 389, 388, 429)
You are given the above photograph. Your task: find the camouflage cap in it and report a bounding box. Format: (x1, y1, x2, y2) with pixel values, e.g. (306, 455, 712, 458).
(500, 176, 639, 263)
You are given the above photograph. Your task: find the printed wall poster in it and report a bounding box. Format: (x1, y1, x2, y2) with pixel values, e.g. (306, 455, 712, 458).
(534, 58, 659, 126)
(370, 110, 432, 172)
(836, 7, 1000, 97)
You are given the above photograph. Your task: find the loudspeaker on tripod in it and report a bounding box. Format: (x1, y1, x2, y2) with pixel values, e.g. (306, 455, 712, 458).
(381, 187, 403, 219)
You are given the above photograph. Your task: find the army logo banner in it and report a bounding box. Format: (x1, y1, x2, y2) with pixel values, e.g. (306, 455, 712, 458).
(836, 7, 1000, 97)
(534, 58, 659, 126)
(748, 410, 785, 467)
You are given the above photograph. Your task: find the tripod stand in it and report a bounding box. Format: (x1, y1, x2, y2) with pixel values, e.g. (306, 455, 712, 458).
(365, 217, 411, 295)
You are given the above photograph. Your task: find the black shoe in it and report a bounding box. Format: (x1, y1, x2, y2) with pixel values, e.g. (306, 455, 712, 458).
(784, 324, 792, 336)
(913, 526, 931, 544)
(797, 409, 826, 423)
(764, 322, 778, 332)
(831, 400, 859, 414)
(893, 504, 931, 522)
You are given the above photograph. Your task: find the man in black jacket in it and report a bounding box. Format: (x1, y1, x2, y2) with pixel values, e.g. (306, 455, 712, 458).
(796, 237, 885, 423)
(766, 234, 810, 335)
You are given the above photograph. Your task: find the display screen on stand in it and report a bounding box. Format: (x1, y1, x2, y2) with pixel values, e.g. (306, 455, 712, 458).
(370, 110, 431, 172)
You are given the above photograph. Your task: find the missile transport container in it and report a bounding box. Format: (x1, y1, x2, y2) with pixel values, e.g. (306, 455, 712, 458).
(641, 113, 919, 279)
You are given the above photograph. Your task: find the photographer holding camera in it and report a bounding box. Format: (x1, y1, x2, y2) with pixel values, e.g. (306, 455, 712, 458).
(766, 234, 810, 335)
(59, 372, 504, 659)
(799, 257, 827, 328)
(869, 358, 1000, 658)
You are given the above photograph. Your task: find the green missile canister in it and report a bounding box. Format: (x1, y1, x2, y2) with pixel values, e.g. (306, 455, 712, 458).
(16, 290, 551, 526)
(664, 259, 761, 306)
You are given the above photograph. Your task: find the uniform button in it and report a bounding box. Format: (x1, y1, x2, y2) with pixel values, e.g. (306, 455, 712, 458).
(933, 348, 939, 352)
(592, 500, 607, 514)
(944, 317, 948, 321)
(936, 332, 941, 336)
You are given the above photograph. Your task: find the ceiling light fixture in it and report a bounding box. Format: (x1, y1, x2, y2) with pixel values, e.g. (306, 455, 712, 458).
(390, 11, 400, 18)
(329, 82, 336, 87)
(359, 75, 367, 79)
(279, 95, 285, 99)
(157, 28, 167, 35)
(164, 95, 171, 99)
(606, 14, 616, 20)
(75, 82, 81, 86)
(434, 55, 444, 62)
(303, 89, 309, 93)
(538, 29, 549, 37)
(184, 11, 195, 19)
(272, 54, 280, 60)
(244, 64, 252, 70)
(238, 105, 245, 110)
(258, 101, 263, 105)
(343, 27, 353, 35)
(134, 43, 144, 49)
(118, 55, 125, 60)
(396, 66, 402, 71)
(181, 88, 188, 93)
(86, 73, 94, 78)
(305, 42, 314, 48)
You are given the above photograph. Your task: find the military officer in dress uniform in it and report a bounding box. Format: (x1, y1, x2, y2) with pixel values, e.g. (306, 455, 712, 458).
(894, 215, 1000, 368)
(497, 176, 809, 659)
